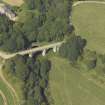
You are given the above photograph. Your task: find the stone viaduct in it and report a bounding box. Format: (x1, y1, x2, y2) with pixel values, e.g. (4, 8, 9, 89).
(0, 41, 64, 59)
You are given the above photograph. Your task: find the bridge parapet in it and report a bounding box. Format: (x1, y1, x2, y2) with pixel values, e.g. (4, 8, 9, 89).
(0, 41, 64, 59)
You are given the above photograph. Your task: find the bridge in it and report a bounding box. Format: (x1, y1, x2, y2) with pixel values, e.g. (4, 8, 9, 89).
(0, 3, 65, 60)
(0, 41, 64, 59)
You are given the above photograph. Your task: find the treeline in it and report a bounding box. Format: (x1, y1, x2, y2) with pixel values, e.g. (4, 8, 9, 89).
(59, 35, 86, 63)
(0, 15, 26, 52)
(4, 55, 51, 105)
(59, 33, 105, 77)
(0, 0, 73, 52)
(80, 50, 105, 71)
(19, 0, 73, 42)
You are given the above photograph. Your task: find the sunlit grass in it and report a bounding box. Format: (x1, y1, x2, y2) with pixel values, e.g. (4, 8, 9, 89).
(0, 95, 4, 105)
(0, 78, 14, 105)
(72, 3, 105, 54)
(49, 56, 105, 105)
(3, 0, 23, 6)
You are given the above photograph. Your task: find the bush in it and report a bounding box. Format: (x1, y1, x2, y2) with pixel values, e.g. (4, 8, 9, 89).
(83, 50, 97, 70)
(59, 35, 86, 63)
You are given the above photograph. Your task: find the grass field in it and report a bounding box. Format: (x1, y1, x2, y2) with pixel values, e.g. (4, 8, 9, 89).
(3, 0, 23, 6)
(49, 57, 105, 105)
(72, 3, 105, 54)
(0, 78, 14, 105)
(3, 69, 24, 104)
(0, 95, 4, 105)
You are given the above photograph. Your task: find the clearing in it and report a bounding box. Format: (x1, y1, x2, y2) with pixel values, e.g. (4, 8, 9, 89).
(3, 0, 23, 6)
(0, 77, 14, 105)
(72, 3, 105, 54)
(2, 69, 24, 105)
(49, 57, 105, 105)
(0, 94, 4, 105)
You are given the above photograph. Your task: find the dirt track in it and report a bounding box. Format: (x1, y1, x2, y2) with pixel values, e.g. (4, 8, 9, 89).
(0, 90, 7, 105)
(0, 65, 20, 105)
(73, 1, 105, 7)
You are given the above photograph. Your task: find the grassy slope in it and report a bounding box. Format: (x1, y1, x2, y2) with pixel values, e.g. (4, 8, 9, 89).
(3, 0, 23, 6)
(72, 3, 105, 54)
(3, 69, 24, 104)
(0, 78, 14, 105)
(0, 95, 4, 105)
(49, 56, 105, 105)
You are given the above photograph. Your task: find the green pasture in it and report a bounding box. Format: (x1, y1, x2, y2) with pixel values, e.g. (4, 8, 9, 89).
(49, 57, 105, 105)
(0, 95, 4, 105)
(72, 3, 105, 54)
(3, 69, 24, 105)
(0, 78, 14, 105)
(2, 0, 23, 6)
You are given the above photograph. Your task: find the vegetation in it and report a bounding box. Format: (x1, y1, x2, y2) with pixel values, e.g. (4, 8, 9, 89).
(0, 78, 15, 105)
(59, 35, 86, 63)
(3, 67, 24, 104)
(0, 95, 4, 105)
(49, 56, 105, 105)
(4, 55, 51, 105)
(0, 0, 74, 105)
(73, 0, 105, 1)
(81, 50, 97, 70)
(72, 3, 105, 54)
(3, 0, 23, 6)
(2, 1, 105, 105)
(48, 3, 105, 105)
(0, 0, 73, 52)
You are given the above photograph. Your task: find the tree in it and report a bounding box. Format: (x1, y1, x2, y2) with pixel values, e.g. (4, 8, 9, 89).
(0, 0, 73, 52)
(59, 35, 86, 63)
(23, 0, 35, 10)
(1, 38, 17, 52)
(40, 59, 51, 78)
(15, 62, 29, 80)
(0, 15, 13, 33)
(4, 59, 15, 74)
(21, 0, 73, 43)
(33, 86, 43, 104)
(83, 50, 97, 70)
(5, 53, 51, 105)
(7, 55, 29, 80)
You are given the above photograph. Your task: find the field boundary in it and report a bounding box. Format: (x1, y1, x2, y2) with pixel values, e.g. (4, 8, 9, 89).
(73, 1, 105, 7)
(0, 90, 7, 105)
(0, 64, 20, 105)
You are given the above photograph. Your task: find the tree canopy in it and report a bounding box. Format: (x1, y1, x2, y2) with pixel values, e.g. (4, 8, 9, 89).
(4, 55, 51, 105)
(59, 35, 86, 63)
(0, 0, 73, 52)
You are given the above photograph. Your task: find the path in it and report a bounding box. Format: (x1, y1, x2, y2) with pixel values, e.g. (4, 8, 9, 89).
(0, 41, 64, 59)
(0, 90, 7, 105)
(73, 1, 105, 7)
(0, 64, 20, 105)
(0, 0, 105, 60)
(0, 1, 104, 105)
(0, 1, 105, 60)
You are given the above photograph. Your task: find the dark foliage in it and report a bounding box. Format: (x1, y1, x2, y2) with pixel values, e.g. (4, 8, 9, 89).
(0, 0, 73, 52)
(4, 55, 51, 105)
(59, 35, 86, 63)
